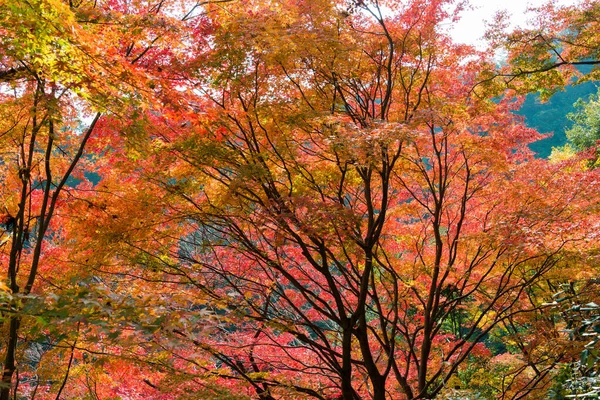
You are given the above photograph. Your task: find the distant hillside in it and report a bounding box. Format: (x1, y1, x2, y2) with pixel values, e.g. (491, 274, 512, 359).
(517, 82, 598, 158)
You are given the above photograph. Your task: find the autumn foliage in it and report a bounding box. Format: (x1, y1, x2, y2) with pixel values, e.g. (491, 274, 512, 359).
(0, 0, 599, 399)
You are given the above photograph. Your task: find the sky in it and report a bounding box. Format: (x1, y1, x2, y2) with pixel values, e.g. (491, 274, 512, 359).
(450, 0, 578, 47)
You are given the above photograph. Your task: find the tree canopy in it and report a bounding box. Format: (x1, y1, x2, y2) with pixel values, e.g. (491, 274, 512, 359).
(0, 0, 599, 399)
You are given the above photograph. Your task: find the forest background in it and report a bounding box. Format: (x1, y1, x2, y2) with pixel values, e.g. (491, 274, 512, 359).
(1, 0, 600, 399)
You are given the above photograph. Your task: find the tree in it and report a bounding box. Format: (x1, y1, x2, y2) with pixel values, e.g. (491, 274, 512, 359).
(564, 88, 600, 154)
(484, 1, 600, 395)
(0, 0, 209, 397)
(482, 0, 600, 96)
(63, 0, 600, 399)
(2, 0, 599, 398)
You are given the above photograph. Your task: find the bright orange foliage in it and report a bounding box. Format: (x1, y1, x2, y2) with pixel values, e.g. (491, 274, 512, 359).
(1, 0, 599, 399)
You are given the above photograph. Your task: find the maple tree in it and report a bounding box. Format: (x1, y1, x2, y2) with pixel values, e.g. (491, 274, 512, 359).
(61, 0, 600, 399)
(482, 0, 600, 97)
(1, 0, 599, 399)
(487, 2, 600, 395)
(0, 0, 210, 398)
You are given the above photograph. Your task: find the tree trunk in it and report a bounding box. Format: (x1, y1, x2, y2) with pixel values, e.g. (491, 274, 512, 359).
(1, 316, 20, 400)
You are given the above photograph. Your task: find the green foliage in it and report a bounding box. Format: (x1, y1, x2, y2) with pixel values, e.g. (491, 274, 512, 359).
(517, 82, 597, 158)
(567, 88, 600, 151)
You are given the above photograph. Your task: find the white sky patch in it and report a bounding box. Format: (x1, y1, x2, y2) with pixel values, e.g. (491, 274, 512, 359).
(449, 0, 580, 48)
